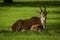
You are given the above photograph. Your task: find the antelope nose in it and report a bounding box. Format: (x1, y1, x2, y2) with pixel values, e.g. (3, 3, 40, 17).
(43, 17, 45, 20)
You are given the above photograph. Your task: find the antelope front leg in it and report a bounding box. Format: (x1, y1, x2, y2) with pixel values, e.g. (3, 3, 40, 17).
(42, 20, 46, 29)
(30, 24, 41, 32)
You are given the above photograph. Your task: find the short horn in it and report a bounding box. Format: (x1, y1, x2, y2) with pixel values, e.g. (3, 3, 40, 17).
(44, 7, 46, 12)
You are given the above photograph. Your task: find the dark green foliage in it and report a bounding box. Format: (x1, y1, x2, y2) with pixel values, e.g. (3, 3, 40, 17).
(4, 0, 12, 3)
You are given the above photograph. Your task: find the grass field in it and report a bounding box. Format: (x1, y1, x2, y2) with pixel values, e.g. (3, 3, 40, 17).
(0, 5, 60, 40)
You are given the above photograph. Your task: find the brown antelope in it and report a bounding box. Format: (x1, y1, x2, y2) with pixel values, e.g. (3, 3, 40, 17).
(10, 7, 48, 32)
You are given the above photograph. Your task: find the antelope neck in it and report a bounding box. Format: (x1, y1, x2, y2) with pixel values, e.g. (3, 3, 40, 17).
(40, 13, 45, 25)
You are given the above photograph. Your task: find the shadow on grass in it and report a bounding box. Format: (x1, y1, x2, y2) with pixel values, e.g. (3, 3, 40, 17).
(47, 18, 60, 19)
(0, 30, 10, 33)
(0, 30, 51, 36)
(0, 1, 60, 7)
(48, 11, 60, 14)
(47, 23, 60, 30)
(52, 11, 60, 13)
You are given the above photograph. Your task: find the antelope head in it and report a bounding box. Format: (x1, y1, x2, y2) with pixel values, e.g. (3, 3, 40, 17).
(37, 7, 48, 29)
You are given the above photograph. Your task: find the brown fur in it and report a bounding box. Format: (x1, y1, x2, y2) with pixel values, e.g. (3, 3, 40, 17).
(10, 19, 23, 32)
(10, 17, 42, 32)
(20, 17, 42, 32)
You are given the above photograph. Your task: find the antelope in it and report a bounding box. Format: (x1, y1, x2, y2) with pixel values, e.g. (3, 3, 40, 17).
(10, 7, 48, 32)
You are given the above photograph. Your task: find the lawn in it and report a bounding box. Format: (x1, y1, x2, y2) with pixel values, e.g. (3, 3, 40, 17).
(0, 6, 60, 40)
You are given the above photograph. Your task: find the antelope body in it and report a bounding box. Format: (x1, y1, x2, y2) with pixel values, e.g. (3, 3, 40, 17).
(10, 7, 48, 32)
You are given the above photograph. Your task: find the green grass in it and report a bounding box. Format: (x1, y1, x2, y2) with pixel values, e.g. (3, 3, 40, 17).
(0, 6, 60, 40)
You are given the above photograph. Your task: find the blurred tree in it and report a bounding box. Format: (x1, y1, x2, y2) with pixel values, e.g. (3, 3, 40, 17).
(4, 0, 12, 3)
